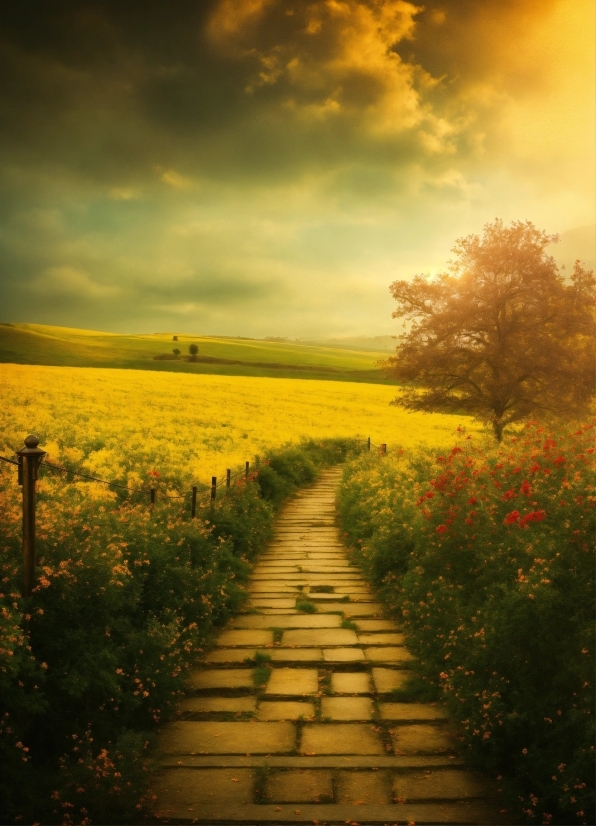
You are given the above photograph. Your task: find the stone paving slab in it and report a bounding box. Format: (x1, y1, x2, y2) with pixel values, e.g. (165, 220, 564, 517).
(391, 724, 458, 754)
(269, 648, 323, 662)
(233, 614, 342, 628)
(392, 768, 496, 801)
(217, 629, 273, 646)
(257, 701, 316, 721)
(358, 632, 405, 645)
(158, 721, 296, 754)
(248, 598, 297, 608)
(365, 646, 415, 663)
(372, 667, 410, 693)
(204, 648, 258, 663)
(331, 672, 372, 694)
(153, 768, 254, 812)
(155, 801, 503, 822)
(266, 769, 334, 803)
(282, 628, 359, 646)
(300, 723, 385, 755)
(258, 608, 300, 614)
(336, 769, 391, 804)
(266, 668, 319, 695)
(380, 702, 448, 721)
(188, 669, 254, 691)
(179, 697, 257, 714)
(356, 619, 397, 631)
(322, 647, 365, 662)
(326, 602, 385, 616)
(320, 696, 374, 720)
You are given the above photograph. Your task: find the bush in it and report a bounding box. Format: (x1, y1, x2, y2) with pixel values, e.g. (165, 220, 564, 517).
(0, 437, 361, 824)
(338, 422, 595, 825)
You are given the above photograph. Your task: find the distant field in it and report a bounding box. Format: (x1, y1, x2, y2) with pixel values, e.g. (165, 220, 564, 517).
(0, 323, 395, 384)
(0, 364, 478, 487)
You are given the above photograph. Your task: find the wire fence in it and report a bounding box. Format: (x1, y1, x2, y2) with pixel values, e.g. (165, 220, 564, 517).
(2, 433, 390, 597)
(1, 436, 389, 509)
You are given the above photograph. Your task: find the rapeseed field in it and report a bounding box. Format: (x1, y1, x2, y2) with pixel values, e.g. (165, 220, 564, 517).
(0, 364, 477, 488)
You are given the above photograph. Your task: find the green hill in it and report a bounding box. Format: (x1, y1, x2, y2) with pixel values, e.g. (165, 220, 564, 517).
(0, 323, 396, 384)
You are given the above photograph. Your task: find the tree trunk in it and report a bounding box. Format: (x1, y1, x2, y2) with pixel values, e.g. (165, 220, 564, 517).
(492, 419, 504, 441)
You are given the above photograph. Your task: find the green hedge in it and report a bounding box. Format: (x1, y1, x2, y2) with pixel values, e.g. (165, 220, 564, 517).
(0, 437, 359, 824)
(337, 423, 595, 826)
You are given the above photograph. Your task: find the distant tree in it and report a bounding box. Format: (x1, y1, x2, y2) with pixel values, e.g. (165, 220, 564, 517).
(172, 348, 181, 358)
(173, 335, 178, 341)
(188, 343, 199, 361)
(386, 219, 595, 441)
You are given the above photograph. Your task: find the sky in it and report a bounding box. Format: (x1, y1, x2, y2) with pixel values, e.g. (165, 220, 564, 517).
(0, 0, 594, 338)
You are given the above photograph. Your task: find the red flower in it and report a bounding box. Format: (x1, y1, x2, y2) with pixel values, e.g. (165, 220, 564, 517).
(553, 456, 566, 465)
(504, 510, 520, 524)
(467, 497, 478, 505)
(148, 470, 160, 478)
(519, 510, 546, 527)
(520, 480, 532, 496)
(529, 463, 541, 473)
(502, 489, 517, 500)
(436, 524, 448, 534)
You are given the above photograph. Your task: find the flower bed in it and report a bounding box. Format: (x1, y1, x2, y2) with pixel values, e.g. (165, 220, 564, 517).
(338, 423, 595, 825)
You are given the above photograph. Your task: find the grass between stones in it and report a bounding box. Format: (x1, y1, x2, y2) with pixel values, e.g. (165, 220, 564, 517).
(296, 600, 318, 613)
(253, 664, 273, 687)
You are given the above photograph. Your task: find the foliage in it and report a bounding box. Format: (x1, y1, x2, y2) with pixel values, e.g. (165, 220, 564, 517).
(338, 422, 595, 825)
(188, 343, 199, 361)
(0, 438, 354, 824)
(386, 220, 595, 440)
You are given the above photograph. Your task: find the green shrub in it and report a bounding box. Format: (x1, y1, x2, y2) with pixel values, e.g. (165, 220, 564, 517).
(338, 423, 595, 826)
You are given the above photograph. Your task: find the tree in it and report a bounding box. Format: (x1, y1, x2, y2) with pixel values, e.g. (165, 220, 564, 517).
(386, 219, 595, 440)
(188, 343, 199, 361)
(172, 348, 181, 358)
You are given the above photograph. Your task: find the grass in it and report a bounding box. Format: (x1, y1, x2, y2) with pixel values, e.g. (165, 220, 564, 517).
(296, 600, 318, 613)
(0, 323, 394, 384)
(244, 652, 272, 666)
(252, 665, 272, 687)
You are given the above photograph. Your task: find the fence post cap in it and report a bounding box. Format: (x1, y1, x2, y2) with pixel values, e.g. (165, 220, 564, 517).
(17, 435, 47, 457)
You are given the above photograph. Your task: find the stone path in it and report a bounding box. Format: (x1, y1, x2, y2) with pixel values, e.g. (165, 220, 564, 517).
(153, 468, 506, 824)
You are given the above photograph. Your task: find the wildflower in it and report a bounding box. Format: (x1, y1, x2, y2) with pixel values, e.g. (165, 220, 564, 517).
(504, 510, 520, 524)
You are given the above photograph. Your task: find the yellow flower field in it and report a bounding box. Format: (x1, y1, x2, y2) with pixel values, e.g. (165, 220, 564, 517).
(1, 364, 479, 488)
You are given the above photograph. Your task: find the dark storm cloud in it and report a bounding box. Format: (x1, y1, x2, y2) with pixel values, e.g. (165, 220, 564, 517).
(0, 0, 592, 335)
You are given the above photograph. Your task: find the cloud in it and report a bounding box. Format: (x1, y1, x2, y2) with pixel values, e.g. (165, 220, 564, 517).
(0, 0, 593, 336)
(32, 266, 122, 298)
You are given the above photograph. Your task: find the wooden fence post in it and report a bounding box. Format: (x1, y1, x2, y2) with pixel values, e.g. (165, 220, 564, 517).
(245, 461, 250, 479)
(367, 436, 371, 451)
(211, 476, 217, 501)
(226, 469, 231, 489)
(150, 487, 156, 506)
(16, 435, 47, 598)
(381, 443, 387, 455)
(191, 486, 197, 518)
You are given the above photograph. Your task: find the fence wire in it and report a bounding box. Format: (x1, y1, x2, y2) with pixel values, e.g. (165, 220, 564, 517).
(1, 435, 375, 509)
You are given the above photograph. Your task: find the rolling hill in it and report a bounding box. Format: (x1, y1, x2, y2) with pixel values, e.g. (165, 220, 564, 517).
(0, 323, 396, 384)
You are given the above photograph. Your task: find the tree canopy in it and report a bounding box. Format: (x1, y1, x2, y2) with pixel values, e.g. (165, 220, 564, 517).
(386, 219, 595, 440)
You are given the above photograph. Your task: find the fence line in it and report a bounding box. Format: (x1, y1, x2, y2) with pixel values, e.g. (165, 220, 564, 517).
(1, 433, 389, 597)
